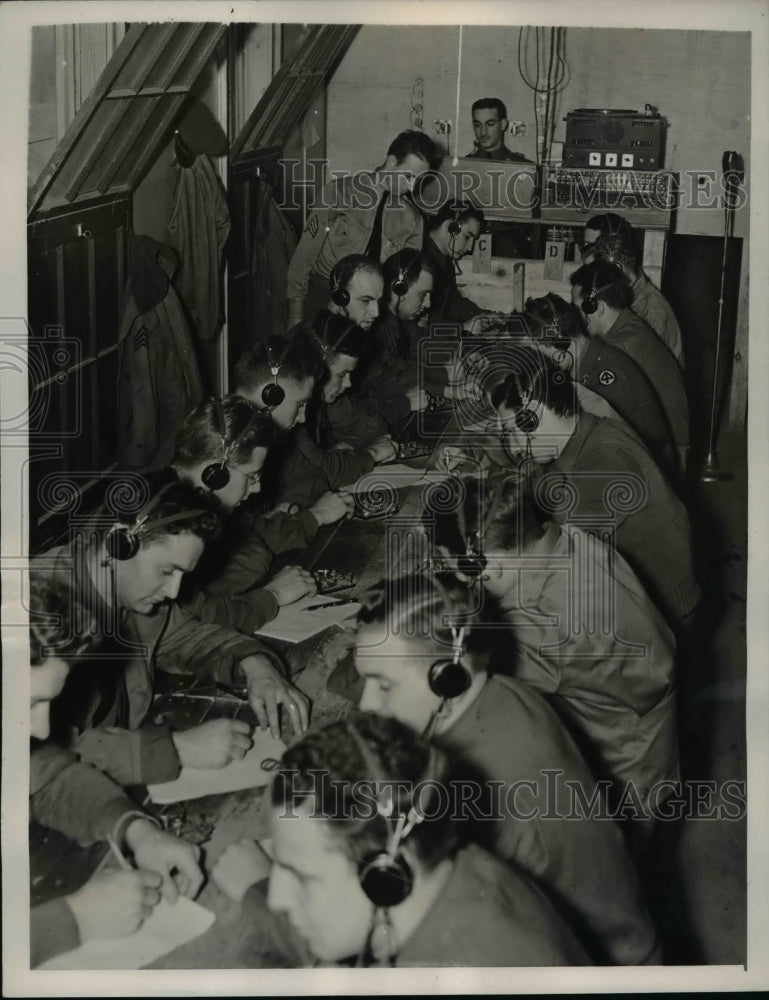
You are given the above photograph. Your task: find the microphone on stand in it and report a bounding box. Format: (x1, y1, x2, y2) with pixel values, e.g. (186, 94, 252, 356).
(699, 151, 744, 483)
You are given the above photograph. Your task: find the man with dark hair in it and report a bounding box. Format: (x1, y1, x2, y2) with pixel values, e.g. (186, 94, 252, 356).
(172, 395, 352, 634)
(424, 200, 486, 325)
(488, 347, 701, 632)
(467, 98, 531, 163)
(232, 333, 323, 433)
(581, 212, 635, 258)
(271, 314, 396, 509)
(34, 473, 309, 788)
(524, 293, 677, 479)
(325, 254, 384, 332)
(570, 259, 689, 477)
(590, 233, 684, 366)
(351, 249, 445, 427)
(286, 130, 441, 326)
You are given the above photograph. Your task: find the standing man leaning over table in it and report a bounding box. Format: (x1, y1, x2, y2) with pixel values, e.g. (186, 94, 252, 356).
(35, 474, 309, 789)
(286, 130, 441, 325)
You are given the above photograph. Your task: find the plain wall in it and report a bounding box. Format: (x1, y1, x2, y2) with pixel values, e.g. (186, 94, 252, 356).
(327, 25, 750, 239)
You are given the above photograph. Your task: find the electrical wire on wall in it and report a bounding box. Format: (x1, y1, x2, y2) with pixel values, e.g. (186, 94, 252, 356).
(453, 25, 463, 165)
(517, 26, 568, 165)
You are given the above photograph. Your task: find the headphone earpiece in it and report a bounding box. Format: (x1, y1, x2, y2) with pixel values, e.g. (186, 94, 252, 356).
(390, 251, 418, 299)
(330, 265, 351, 307)
(105, 523, 140, 562)
(358, 851, 415, 908)
(201, 397, 232, 491)
(105, 485, 203, 561)
(515, 387, 540, 433)
(427, 625, 472, 700)
(346, 723, 433, 910)
(455, 553, 487, 580)
(261, 349, 287, 409)
(447, 205, 463, 237)
(201, 463, 230, 491)
(331, 283, 351, 307)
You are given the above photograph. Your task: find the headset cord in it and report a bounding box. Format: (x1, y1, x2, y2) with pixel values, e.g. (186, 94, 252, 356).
(357, 907, 398, 968)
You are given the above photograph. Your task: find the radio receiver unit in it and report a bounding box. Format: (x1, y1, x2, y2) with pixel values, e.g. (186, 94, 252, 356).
(563, 107, 666, 170)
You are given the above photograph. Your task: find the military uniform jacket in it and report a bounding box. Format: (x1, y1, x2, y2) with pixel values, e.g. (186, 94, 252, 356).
(631, 272, 684, 367)
(286, 172, 424, 300)
(497, 521, 679, 805)
(439, 676, 660, 965)
(33, 535, 282, 786)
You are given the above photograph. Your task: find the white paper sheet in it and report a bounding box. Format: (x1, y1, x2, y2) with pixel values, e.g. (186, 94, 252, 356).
(147, 729, 287, 804)
(253, 594, 361, 643)
(37, 896, 215, 970)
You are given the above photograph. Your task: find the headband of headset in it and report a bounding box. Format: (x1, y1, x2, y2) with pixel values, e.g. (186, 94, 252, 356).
(261, 339, 293, 409)
(424, 575, 473, 701)
(105, 482, 202, 561)
(581, 271, 621, 316)
(346, 722, 432, 909)
(201, 397, 259, 492)
(312, 315, 358, 362)
(447, 202, 467, 236)
(390, 251, 422, 298)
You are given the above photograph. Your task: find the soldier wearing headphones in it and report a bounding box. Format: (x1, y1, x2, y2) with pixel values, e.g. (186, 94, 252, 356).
(349, 249, 436, 428)
(171, 394, 351, 634)
(271, 313, 396, 511)
(326, 254, 384, 332)
(286, 130, 440, 326)
(424, 200, 485, 326)
(211, 714, 589, 966)
(589, 231, 685, 367)
(489, 346, 700, 632)
(524, 292, 677, 480)
(426, 472, 680, 830)
(569, 259, 689, 477)
(31, 473, 309, 788)
(351, 571, 662, 965)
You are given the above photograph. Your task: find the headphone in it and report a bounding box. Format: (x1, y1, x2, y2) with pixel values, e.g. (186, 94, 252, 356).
(425, 574, 473, 700)
(453, 488, 488, 582)
(446, 204, 464, 237)
(330, 260, 351, 307)
(580, 272, 619, 316)
(543, 295, 561, 338)
(347, 721, 433, 909)
(105, 483, 201, 561)
(201, 397, 258, 492)
(313, 314, 357, 361)
(261, 343, 288, 408)
(515, 383, 540, 433)
(390, 251, 420, 298)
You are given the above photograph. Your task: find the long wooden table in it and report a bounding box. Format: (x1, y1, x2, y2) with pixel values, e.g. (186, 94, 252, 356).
(30, 410, 455, 969)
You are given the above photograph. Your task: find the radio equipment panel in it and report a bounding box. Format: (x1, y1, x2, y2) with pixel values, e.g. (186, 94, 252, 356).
(563, 108, 666, 170)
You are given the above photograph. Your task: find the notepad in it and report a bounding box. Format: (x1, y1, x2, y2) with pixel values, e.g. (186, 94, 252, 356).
(147, 728, 287, 804)
(37, 895, 215, 970)
(253, 594, 361, 643)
